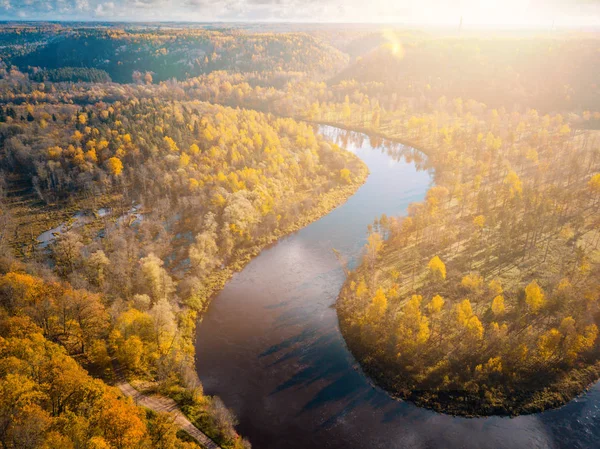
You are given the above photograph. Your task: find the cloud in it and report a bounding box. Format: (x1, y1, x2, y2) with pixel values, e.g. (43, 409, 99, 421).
(127, 0, 165, 8)
(0, 0, 598, 25)
(76, 0, 89, 11)
(94, 1, 115, 17)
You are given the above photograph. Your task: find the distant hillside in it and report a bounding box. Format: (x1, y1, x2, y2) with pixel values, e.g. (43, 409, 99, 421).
(331, 35, 600, 113)
(10, 29, 349, 83)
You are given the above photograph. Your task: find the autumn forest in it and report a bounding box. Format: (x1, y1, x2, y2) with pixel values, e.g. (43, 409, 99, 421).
(0, 16, 599, 449)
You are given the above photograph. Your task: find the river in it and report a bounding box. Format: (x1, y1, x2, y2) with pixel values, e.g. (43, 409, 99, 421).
(195, 125, 600, 449)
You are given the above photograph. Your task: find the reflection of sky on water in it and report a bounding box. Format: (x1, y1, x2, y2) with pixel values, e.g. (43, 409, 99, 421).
(298, 126, 432, 265)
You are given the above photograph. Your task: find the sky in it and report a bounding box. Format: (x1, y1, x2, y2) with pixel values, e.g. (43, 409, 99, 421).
(0, 0, 599, 28)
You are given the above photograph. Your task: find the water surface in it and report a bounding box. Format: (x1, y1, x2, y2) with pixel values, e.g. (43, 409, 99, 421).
(195, 126, 600, 449)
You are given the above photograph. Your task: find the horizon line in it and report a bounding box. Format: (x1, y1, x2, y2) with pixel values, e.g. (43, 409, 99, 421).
(0, 19, 598, 32)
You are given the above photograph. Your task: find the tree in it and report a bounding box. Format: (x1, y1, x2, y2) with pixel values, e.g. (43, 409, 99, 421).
(355, 279, 368, 298)
(475, 357, 502, 376)
(179, 153, 190, 168)
(488, 279, 503, 295)
(461, 273, 483, 292)
(396, 295, 430, 356)
(366, 287, 387, 323)
(525, 280, 545, 313)
(491, 295, 505, 316)
(454, 299, 474, 327)
(117, 335, 145, 372)
(342, 96, 351, 122)
(88, 436, 111, 449)
(8, 403, 50, 449)
(340, 168, 352, 184)
(537, 328, 561, 361)
(428, 256, 446, 281)
(427, 294, 445, 314)
(86, 250, 110, 287)
(42, 352, 94, 418)
(365, 232, 383, 270)
(149, 298, 177, 354)
(223, 191, 260, 236)
(425, 186, 449, 214)
(139, 254, 174, 302)
(189, 231, 219, 278)
(371, 104, 381, 129)
(163, 136, 179, 152)
(0, 375, 49, 449)
(149, 413, 179, 449)
(589, 173, 600, 201)
(473, 215, 485, 229)
(93, 392, 147, 449)
(504, 170, 522, 200)
(106, 157, 123, 176)
(209, 397, 238, 444)
(559, 124, 571, 136)
(52, 231, 83, 276)
(466, 315, 484, 341)
(65, 289, 108, 354)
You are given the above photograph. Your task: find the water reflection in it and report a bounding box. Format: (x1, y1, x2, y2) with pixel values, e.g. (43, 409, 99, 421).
(325, 127, 430, 170)
(195, 125, 599, 449)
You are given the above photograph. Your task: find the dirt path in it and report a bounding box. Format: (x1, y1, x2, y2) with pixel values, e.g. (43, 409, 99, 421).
(113, 366, 220, 449)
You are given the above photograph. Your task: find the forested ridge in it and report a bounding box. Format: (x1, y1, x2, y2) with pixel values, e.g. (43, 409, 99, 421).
(1, 25, 348, 83)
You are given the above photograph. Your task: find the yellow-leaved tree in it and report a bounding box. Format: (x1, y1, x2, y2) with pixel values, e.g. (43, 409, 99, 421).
(491, 295, 505, 316)
(396, 295, 430, 357)
(106, 157, 123, 176)
(525, 280, 545, 313)
(428, 256, 446, 281)
(427, 294, 445, 315)
(366, 287, 388, 324)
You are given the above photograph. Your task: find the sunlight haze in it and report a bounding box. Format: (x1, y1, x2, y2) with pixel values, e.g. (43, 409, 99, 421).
(0, 0, 599, 28)
(0, 2, 599, 449)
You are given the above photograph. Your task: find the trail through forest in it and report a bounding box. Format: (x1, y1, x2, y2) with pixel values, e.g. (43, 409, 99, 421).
(113, 363, 221, 449)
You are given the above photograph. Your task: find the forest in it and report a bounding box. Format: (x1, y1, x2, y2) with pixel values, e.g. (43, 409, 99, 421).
(335, 98, 600, 415)
(0, 20, 599, 448)
(324, 33, 600, 415)
(0, 25, 368, 448)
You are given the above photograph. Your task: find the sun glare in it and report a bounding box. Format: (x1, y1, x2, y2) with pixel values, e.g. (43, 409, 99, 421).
(382, 29, 405, 57)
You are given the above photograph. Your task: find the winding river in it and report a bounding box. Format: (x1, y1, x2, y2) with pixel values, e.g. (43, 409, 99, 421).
(195, 126, 600, 449)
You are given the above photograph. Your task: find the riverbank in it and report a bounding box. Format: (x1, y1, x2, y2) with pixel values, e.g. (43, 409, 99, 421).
(193, 123, 436, 449)
(187, 159, 369, 313)
(337, 289, 600, 417)
(332, 117, 600, 417)
(173, 134, 370, 445)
